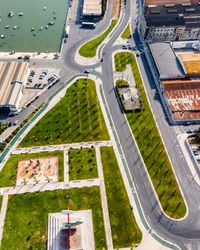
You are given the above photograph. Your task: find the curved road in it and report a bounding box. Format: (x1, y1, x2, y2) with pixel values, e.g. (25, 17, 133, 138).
(2, 0, 200, 249)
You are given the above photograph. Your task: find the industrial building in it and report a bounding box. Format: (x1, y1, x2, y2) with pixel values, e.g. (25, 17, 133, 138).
(0, 61, 29, 112)
(149, 42, 200, 122)
(82, 0, 102, 20)
(143, 2, 200, 41)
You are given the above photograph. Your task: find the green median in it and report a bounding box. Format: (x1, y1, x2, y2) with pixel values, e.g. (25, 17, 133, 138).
(115, 52, 187, 219)
(101, 146, 142, 248)
(121, 23, 132, 39)
(79, 20, 117, 58)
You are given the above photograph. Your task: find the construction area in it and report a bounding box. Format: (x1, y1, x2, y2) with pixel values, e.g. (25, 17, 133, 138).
(149, 42, 200, 122)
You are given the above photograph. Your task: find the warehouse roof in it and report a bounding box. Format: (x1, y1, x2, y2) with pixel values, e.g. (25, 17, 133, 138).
(145, 2, 200, 27)
(83, 0, 102, 16)
(149, 42, 185, 79)
(0, 61, 29, 108)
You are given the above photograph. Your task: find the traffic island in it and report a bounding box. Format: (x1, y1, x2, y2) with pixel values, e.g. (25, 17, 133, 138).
(114, 52, 187, 219)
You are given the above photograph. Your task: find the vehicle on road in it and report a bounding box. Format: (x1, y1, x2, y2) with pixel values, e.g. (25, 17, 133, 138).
(81, 22, 96, 29)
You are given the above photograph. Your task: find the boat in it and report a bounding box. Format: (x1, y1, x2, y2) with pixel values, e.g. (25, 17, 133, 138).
(39, 26, 43, 31)
(53, 10, 56, 14)
(53, 16, 56, 20)
(1, 34, 5, 39)
(18, 12, 24, 16)
(5, 25, 9, 29)
(45, 25, 48, 29)
(33, 32, 37, 36)
(8, 11, 14, 17)
(31, 27, 35, 31)
(13, 25, 18, 30)
(43, 6, 47, 10)
(48, 21, 54, 25)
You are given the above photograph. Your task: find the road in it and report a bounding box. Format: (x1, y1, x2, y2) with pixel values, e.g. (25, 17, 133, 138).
(1, 0, 200, 249)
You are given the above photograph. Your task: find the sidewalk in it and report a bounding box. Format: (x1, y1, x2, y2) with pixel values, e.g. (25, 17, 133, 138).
(177, 133, 200, 185)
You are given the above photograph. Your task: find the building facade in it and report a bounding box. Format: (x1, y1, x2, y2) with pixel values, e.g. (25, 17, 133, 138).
(143, 2, 200, 41)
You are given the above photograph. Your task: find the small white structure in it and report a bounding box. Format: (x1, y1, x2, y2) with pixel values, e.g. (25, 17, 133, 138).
(47, 210, 95, 250)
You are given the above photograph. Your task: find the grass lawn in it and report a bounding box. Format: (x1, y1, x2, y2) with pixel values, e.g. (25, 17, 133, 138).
(121, 23, 131, 39)
(114, 52, 186, 219)
(116, 79, 129, 87)
(0, 151, 64, 187)
(19, 79, 109, 147)
(0, 195, 2, 208)
(101, 147, 142, 248)
(69, 147, 98, 180)
(1, 187, 106, 250)
(0, 124, 8, 136)
(79, 20, 117, 57)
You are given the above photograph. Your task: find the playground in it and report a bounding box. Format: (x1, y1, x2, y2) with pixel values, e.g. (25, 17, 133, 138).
(16, 156, 58, 185)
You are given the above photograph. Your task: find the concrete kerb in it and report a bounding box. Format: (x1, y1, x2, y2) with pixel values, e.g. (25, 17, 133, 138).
(0, 74, 89, 171)
(112, 49, 189, 222)
(88, 74, 180, 250)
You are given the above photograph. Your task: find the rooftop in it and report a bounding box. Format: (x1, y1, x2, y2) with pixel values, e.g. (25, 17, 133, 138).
(149, 42, 185, 79)
(0, 61, 29, 108)
(83, 0, 102, 16)
(145, 2, 200, 27)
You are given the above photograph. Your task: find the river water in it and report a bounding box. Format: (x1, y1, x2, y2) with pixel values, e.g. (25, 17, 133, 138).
(0, 0, 68, 52)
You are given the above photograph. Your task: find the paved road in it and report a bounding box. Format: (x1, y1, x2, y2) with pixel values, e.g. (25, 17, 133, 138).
(1, 0, 200, 249)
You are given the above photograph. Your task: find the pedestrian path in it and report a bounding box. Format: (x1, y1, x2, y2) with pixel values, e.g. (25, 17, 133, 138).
(13, 140, 112, 155)
(64, 150, 69, 183)
(0, 179, 100, 196)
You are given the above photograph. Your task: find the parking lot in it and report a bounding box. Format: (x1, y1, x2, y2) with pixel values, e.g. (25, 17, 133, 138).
(26, 67, 60, 90)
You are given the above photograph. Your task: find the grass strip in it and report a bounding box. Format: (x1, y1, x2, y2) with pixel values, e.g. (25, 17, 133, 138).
(0, 151, 64, 187)
(115, 52, 186, 219)
(79, 20, 117, 58)
(101, 146, 142, 248)
(121, 23, 131, 39)
(1, 187, 106, 250)
(69, 147, 98, 180)
(19, 79, 109, 147)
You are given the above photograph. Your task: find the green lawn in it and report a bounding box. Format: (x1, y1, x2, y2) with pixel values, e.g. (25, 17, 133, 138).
(0, 151, 64, 187)
(19, 79, 109, 147)
(69, 147, 98, 180)
(116, 79, 129, 87)
(0, 124, 8, 136)
(0, 195, 2, 208)
(115, 52, 186, 219)
(101, 147, 142, 248)
(79, 20, 117, 57)
(121, 23, 132, 39)
(1, 187, 106, 250)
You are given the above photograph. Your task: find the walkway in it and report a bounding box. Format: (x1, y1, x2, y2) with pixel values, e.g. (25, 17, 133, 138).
(96, 146, 113, 250)
(13, 140, 112, 155)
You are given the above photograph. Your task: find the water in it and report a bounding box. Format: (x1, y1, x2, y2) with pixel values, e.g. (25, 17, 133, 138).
(0, 0, 68, 52)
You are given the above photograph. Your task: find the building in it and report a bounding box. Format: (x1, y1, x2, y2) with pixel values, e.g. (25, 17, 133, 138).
(148, 42, 200, 122)
(0, 61, 29, 112)
(143, 2, 200, 41)
(82, 0, 102, 20)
